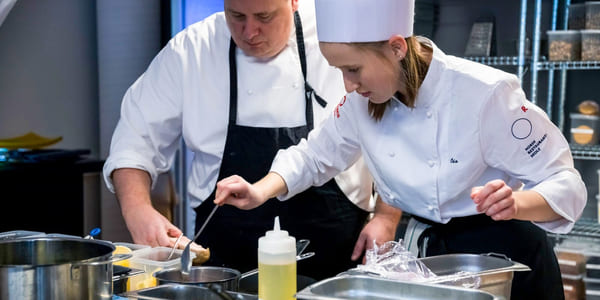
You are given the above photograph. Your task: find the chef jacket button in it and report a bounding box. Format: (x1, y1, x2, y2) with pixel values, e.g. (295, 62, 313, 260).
(247, 90, 254, 95)
(293, 83, 299, 89)
(387, 192, 394, 199)
(426, 111, 432, 118)
(428, 160, 435, 167)
(427, 205, 435, 211)
(388, 152, 395, 157)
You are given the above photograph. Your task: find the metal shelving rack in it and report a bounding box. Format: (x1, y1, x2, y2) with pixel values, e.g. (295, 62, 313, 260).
(570, 144, 600, 160)
(532, 1, 600, 239)
(471, 0, 600, 237)
(464, 56, 521, 66)
(537, 60, 600, 70)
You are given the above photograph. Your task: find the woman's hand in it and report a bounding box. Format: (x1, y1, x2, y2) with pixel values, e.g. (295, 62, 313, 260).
(214, 173, 288, 209)
(471, 179, 518, 221)
(214, 175, 266, 209)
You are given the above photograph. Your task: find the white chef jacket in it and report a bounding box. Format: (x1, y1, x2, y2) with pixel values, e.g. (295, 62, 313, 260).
(102, 0, 374, 211)
(271, 41, 587, 234)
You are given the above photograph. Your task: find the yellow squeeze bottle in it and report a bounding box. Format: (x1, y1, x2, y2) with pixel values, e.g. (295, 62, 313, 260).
(258, 216, 297, 300)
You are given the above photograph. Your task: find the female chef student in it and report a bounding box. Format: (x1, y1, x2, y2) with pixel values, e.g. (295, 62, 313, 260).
(214, 0, 587, 298)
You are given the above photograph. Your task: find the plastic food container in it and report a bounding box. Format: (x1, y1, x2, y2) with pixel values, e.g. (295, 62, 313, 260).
(581, 30, 600, 61)
(587, 2, 600, 29)
(548, 30, 581, 61)
(570, 113, 600, 145)
(555, 244, 587, 275)
(570, 3, 586, 30)
(114, 242, 151, 251)
(128, 246, 196, 291)
(113, 242, 150, 269)
(562, 273, 584, 300)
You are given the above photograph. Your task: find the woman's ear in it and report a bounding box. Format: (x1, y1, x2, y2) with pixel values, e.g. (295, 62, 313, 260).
(388, 35, 408, 60)
(291, 0, 299, 12)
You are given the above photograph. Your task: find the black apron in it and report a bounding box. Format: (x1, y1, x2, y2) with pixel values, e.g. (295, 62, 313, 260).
(194, 12, 368, 281)
(415, 214, 564, 300)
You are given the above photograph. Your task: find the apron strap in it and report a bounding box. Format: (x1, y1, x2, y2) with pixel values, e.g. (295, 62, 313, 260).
(228, 39, 238, 124)
(293, 11, 326, 132)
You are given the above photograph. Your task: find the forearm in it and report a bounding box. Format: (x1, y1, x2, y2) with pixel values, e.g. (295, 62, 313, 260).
(112, 168, 153, 213)
(255, 172, 289, 200)
(514, 190, 561, 222)
(372, 196, 402, 233)
(352, 196, 403, 260)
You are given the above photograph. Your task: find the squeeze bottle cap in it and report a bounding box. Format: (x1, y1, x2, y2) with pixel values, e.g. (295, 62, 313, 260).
(258, 216, 296, 254)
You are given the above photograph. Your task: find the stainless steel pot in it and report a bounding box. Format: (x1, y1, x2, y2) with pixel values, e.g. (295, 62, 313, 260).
(0, 237, 122, 300)
(154, 266, 245, 292)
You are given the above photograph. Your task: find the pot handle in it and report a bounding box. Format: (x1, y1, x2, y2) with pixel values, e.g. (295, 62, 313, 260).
(240, 252, 315, 279)
(70, 254, 133, 280)
(207, 284, 236, 300)
(482, 252, 510, 261)
(482, 252, 531, 272)
(241, 269, 258, 279)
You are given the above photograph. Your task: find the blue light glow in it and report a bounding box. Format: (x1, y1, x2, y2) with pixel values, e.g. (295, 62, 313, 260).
(184, 0, 224, 26)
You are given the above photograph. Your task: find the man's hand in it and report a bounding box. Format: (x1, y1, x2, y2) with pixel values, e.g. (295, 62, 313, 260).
(122, 203, 182, 246)
(352, 198, 402, 263)
(112, 168, 182, 246)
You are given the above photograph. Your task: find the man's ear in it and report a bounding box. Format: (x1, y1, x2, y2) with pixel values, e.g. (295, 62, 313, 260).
(388, 35, 408, 60)
(291, 0, 299, 12)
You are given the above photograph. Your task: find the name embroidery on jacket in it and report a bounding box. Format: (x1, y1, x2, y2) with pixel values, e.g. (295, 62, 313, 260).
(525, 133, 547, 158)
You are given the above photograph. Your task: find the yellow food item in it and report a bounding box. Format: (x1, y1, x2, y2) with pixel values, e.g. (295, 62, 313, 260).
(0, 132, 62, 150)
(135, 276, 157, 289)
(113, 245, 132, 267)
(573, 125, 594, 144)
(169, 236, 211, 265)
(578, 100, 600, 115)
(129, 267, 160, 291)
(190, 243, 211, 265)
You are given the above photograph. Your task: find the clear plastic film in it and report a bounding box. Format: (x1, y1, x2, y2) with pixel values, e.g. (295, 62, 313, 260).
(354, 240, 481, 289)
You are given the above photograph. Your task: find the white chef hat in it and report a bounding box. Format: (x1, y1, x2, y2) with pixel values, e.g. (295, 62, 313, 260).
(315, 0, 415, 43)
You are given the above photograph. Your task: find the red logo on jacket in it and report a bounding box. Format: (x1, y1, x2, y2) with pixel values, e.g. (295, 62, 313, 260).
(521, 105, 528, 113)
(334, 95, 347, 118)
